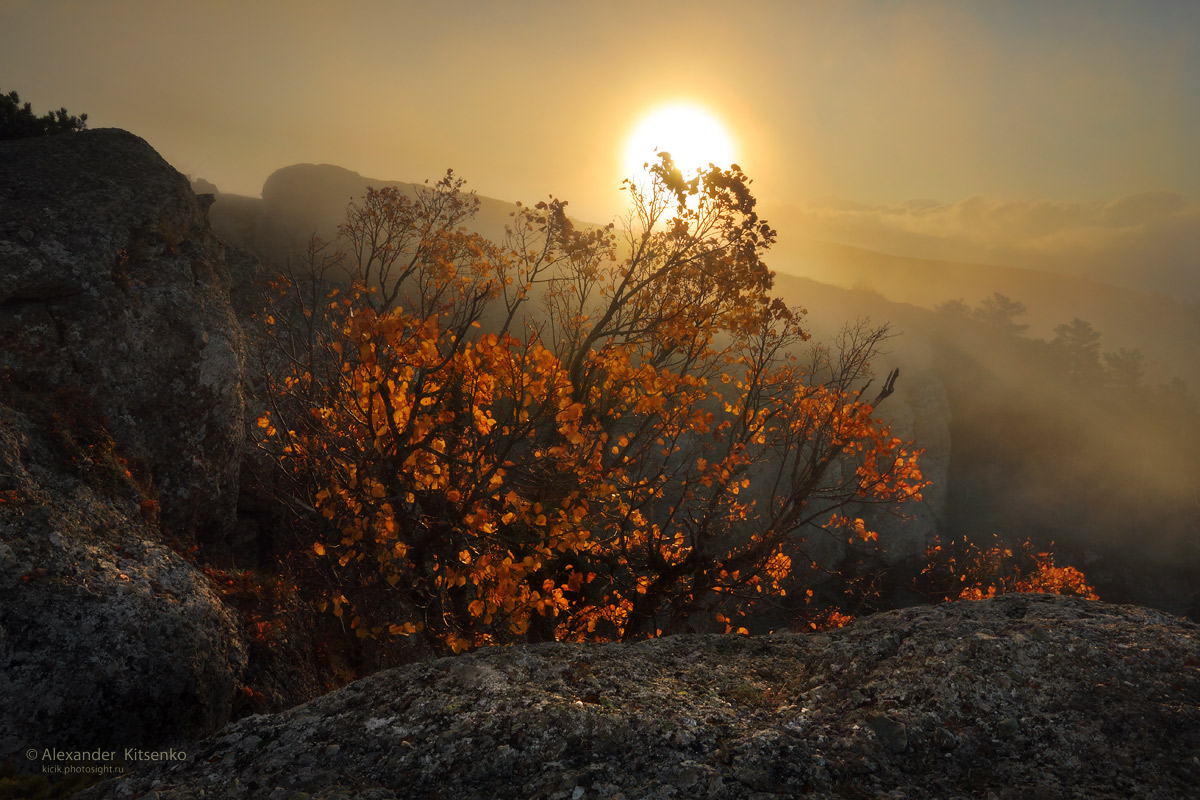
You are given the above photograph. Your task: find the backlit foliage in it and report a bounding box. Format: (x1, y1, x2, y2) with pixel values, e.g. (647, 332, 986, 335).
(919, 535, 1099, 602)
(256, 156, 927, 652)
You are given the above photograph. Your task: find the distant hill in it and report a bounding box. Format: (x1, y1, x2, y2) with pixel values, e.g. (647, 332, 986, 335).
(209, 163, 521, 269)
(772, 238, 1200, 387)
(214, 166, 1199, 387)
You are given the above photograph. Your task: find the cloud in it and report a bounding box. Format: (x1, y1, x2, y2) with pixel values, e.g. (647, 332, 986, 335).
(775, 192, 1200, 297)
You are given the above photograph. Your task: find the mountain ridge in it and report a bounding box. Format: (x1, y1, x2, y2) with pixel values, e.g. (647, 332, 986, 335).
(209, 166, 1198, 388)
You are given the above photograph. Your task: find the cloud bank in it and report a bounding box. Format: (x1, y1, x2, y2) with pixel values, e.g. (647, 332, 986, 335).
(775, 192, 1200, 298)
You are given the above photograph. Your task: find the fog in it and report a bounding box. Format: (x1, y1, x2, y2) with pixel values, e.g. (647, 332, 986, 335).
(4, 1, 1199, 222)
(769, 272, 1200, 617)
(772, 194, 1200, 299)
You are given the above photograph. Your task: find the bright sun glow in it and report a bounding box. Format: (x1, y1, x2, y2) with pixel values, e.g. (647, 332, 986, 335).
(622, 103, 737, 184)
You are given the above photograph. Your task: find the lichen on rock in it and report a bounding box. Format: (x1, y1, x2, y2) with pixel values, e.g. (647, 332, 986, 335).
(79, 595, 1200, 799)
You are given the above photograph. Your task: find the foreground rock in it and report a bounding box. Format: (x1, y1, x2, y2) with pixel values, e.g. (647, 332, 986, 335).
(84, 595, 1200, 799)
(0, 406, 248, 765)
(0, 129, 252, 763)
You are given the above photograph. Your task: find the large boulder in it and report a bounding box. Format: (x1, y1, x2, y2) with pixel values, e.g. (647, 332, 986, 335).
(0, 128, 247, 542)
(0, 405, 248, 764)
(81, 595, 1200, 799)
(0, 129, 253, 763)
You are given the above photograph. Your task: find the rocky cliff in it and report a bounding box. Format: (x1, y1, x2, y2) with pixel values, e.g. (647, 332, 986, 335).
(80, 595, 1200, 799)
(0, 128, 248, 542)
(0, 405, 247, 763)
(0, 129, 251, 764)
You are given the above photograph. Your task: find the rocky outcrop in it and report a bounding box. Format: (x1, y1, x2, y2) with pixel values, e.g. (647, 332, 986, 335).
(210, 163, 520, 270)
(0, 128, 247, 542)
(0, 129, 253, 763)
(0, 406, 248, 763)
(82, 595, 1200, 799)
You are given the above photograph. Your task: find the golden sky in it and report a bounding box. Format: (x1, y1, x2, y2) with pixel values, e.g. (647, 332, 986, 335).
(3, 0, 1198, 235)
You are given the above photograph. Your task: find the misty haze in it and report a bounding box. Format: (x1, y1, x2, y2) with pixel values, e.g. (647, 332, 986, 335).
(2, 1, 1199, 797)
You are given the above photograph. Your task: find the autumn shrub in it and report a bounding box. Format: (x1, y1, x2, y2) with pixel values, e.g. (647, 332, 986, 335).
(255, 156, 927, 653)
(917, 534, 1099, 602)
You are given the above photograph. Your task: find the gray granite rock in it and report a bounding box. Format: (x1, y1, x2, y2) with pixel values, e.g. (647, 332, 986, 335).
(0, 128, 246, 542)
(0, 404, 248, 763)
(80, 595, 1200, 799)
(0, 128, 253, 763)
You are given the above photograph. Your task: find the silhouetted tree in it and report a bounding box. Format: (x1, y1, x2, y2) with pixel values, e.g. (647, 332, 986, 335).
(0, 87, 87, 139)
(1103, 347, 1146, 392)
(1154, 377, 1198, 419)
(190, 176, 219, 195)
(972, 292, 1028, 336)
(935, 298, 972, 322)
(1050, 318, 1103, 385)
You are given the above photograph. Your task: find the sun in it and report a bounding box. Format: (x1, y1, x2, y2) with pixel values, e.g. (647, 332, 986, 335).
(622, 102, 737, 184)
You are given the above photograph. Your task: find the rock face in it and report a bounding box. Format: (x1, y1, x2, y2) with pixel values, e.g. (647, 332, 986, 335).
(0, 128, 247, 542)
(82, 595, 1200, 799)
(0, 406, 248, 763)
(0, 129, 252, 762)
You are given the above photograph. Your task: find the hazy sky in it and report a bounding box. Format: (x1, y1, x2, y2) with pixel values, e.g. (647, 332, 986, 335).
(3, 0, 1198, 231)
